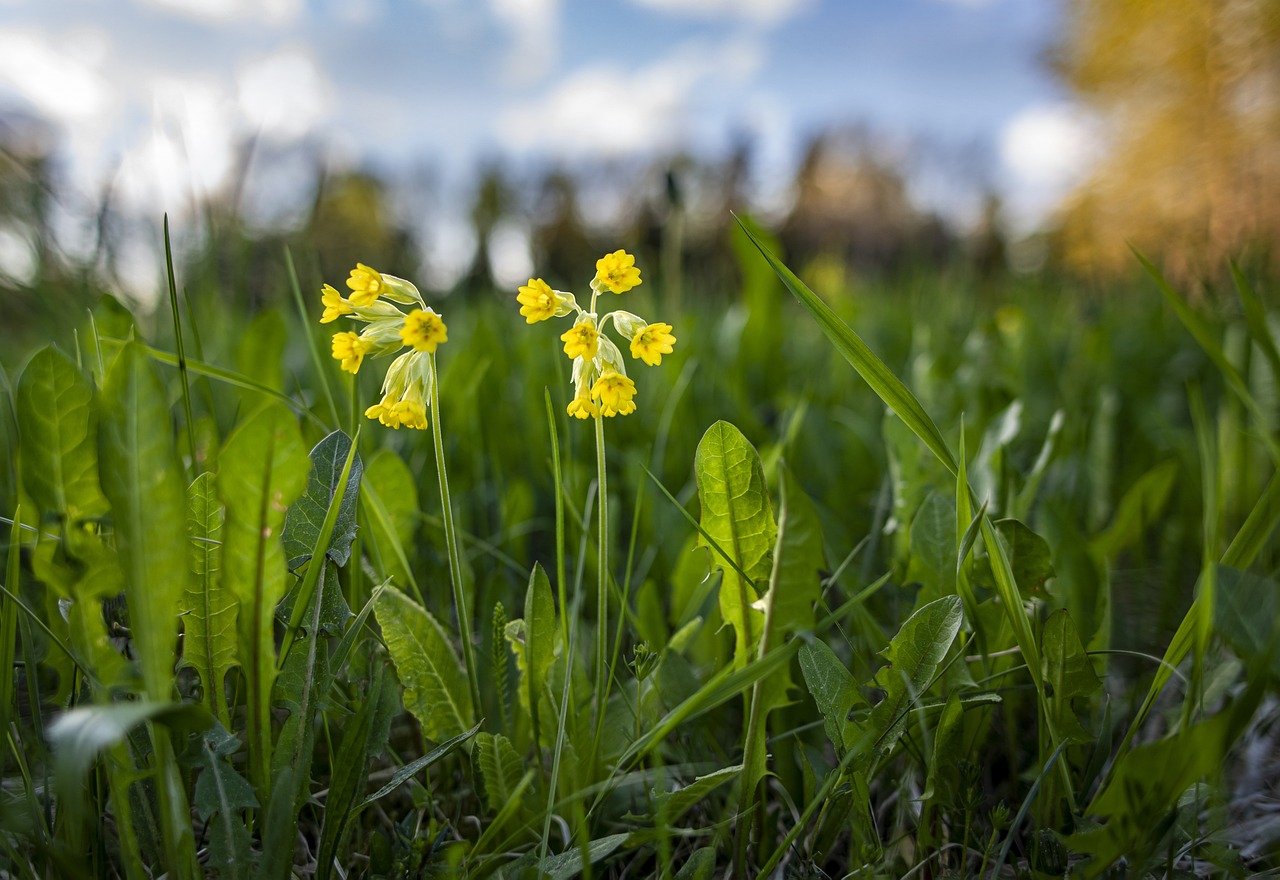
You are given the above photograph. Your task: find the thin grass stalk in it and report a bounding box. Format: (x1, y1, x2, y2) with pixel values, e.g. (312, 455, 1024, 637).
(0, 506, 20, 747)
(546, 390, 570, 669)
(429, 351, 481, 718)
(162, 217, 198, 474)
(283, 245, 341, 429)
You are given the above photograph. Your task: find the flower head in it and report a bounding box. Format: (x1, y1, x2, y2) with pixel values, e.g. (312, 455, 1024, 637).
(321, 284, 353, 323)
(561, 318, 599, 361)
(629, 322, 676, 366)
(331, 331, 372, 374)
(346, 263, 386, 307)
(517, 278, 565, 323)
(591, 371, 637, 417)
(401, 309, 448, 353)
(594, 250, 641, 294)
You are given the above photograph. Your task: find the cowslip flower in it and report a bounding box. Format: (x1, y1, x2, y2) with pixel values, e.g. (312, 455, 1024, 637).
(320, 263, 448, 430)
(516, 250, 673, 419)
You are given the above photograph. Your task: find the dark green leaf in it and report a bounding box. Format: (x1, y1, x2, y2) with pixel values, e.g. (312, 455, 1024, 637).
(180, 473, 236, 726)
(193, 724, 257, 880)
(282, 430, 362, 569)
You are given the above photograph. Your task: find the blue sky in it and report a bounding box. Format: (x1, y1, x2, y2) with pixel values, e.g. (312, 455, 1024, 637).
(0, 0, 1097, 291)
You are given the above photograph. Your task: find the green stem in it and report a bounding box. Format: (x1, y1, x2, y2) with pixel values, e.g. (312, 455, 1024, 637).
(430, 352, 482, 718)
(592, 414, 609, 749)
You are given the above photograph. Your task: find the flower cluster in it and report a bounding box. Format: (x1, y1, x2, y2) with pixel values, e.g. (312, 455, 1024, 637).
(517, 250, 675, 420)
(320, 263, 448, 430)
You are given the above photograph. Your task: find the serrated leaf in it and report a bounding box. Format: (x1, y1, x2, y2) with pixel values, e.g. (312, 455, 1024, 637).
(474, 732, 526, 817)
(1042, 609, 1101, 743)
(868, 595, 963, 756)
(282, 430, 362, 569)
(694, 421, 776, 668)
(375, 585, 474, 741)
(537, 833, 629, 880)
(193, 725, 257, 880)
(98, 342, 189, 703)
(181, 473, 237, 726)
(16, 346, 107, 520)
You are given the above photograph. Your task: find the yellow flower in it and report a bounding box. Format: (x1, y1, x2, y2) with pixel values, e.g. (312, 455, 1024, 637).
(629, 322, 676, 366)
(320, 284, 353, 323)
(400, 309, 448, 353)
(346, 263, 385, 307)
(517, 278, 563, 323)
(332, 331, 372, 374)
(560, 318, 599, 361)
(595, 250, 641, 294)
(591, 371, 637, 417)
(567, 397, 600, 419)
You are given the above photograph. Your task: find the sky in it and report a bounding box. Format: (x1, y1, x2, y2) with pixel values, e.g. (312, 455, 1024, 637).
(0, 0, 1098, 292)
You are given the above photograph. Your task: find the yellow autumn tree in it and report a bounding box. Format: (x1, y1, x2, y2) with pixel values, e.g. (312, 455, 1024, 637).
(1053, 0, 1280, 277)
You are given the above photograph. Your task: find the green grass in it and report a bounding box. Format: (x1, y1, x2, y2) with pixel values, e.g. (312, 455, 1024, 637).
(0, 216, 1276, 879)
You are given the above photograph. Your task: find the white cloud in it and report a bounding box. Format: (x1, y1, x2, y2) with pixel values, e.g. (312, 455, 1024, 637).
(999, 102, 1100, 232)
(490, 0, 560, 83)
(497, 39, 763, 158)
(134, 0, 302, 25)
(0, 29, 114, 124)
(624, 0, 811, 26)
(237, 47, 332, 141)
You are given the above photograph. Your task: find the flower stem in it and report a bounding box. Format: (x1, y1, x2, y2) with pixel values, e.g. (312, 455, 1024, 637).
(592, 413, 609, 738)
(429, 351, 482, 717)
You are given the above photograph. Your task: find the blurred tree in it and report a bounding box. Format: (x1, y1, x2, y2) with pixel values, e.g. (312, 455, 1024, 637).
(530, 169, 592, 289)
(1054, 0, 1280, 277)
(459, 163, 516, 293)
(309, 169, 414, 283)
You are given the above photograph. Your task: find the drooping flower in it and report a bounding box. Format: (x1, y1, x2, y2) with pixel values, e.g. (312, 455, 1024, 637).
(594, 250, 642, 294)
(346, 263, 386, 307)
(400, 309, 448, 353)
(591, 371, 637, 417)
(560, 318, 599, 361)
(629, 322, 676, 366)
(517, 278, 564, 323)
(331, 331, 372, 374)
(321, 284, 353, 323)
(319, 264, 445, 430)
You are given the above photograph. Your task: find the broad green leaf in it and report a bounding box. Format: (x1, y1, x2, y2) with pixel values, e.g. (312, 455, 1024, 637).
(505, 563, 558, 733)
(656, 765, 740, 821)
(673, 848, 717, 880)
(974, 519, 1055, 600)
(234, 308, 287, 394)
(192, 724, 257, 880)
(798, 640, 863, 752)
(474, 732, 527, 820)
(362, 449, 419, 586)
(16, 346, 106, 520)
(694, 421, 776, 667)
(375, 585, 474, 741)
(735, 215, 957, 476)
(868, 595, 963, 756)
(281, 430, 362, 569)
(217, 401, 309, 797)
(98, 342, 189, 703)
(911, 491, 957, 598)
(922, 691, 963, 801)
(180, 473, 236, 727)
(1042, 610, 1101, 743)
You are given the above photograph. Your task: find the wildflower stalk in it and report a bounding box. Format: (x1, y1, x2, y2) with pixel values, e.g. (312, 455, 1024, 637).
(429, 351, 481, 716)
(592, 412, 609, 741)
